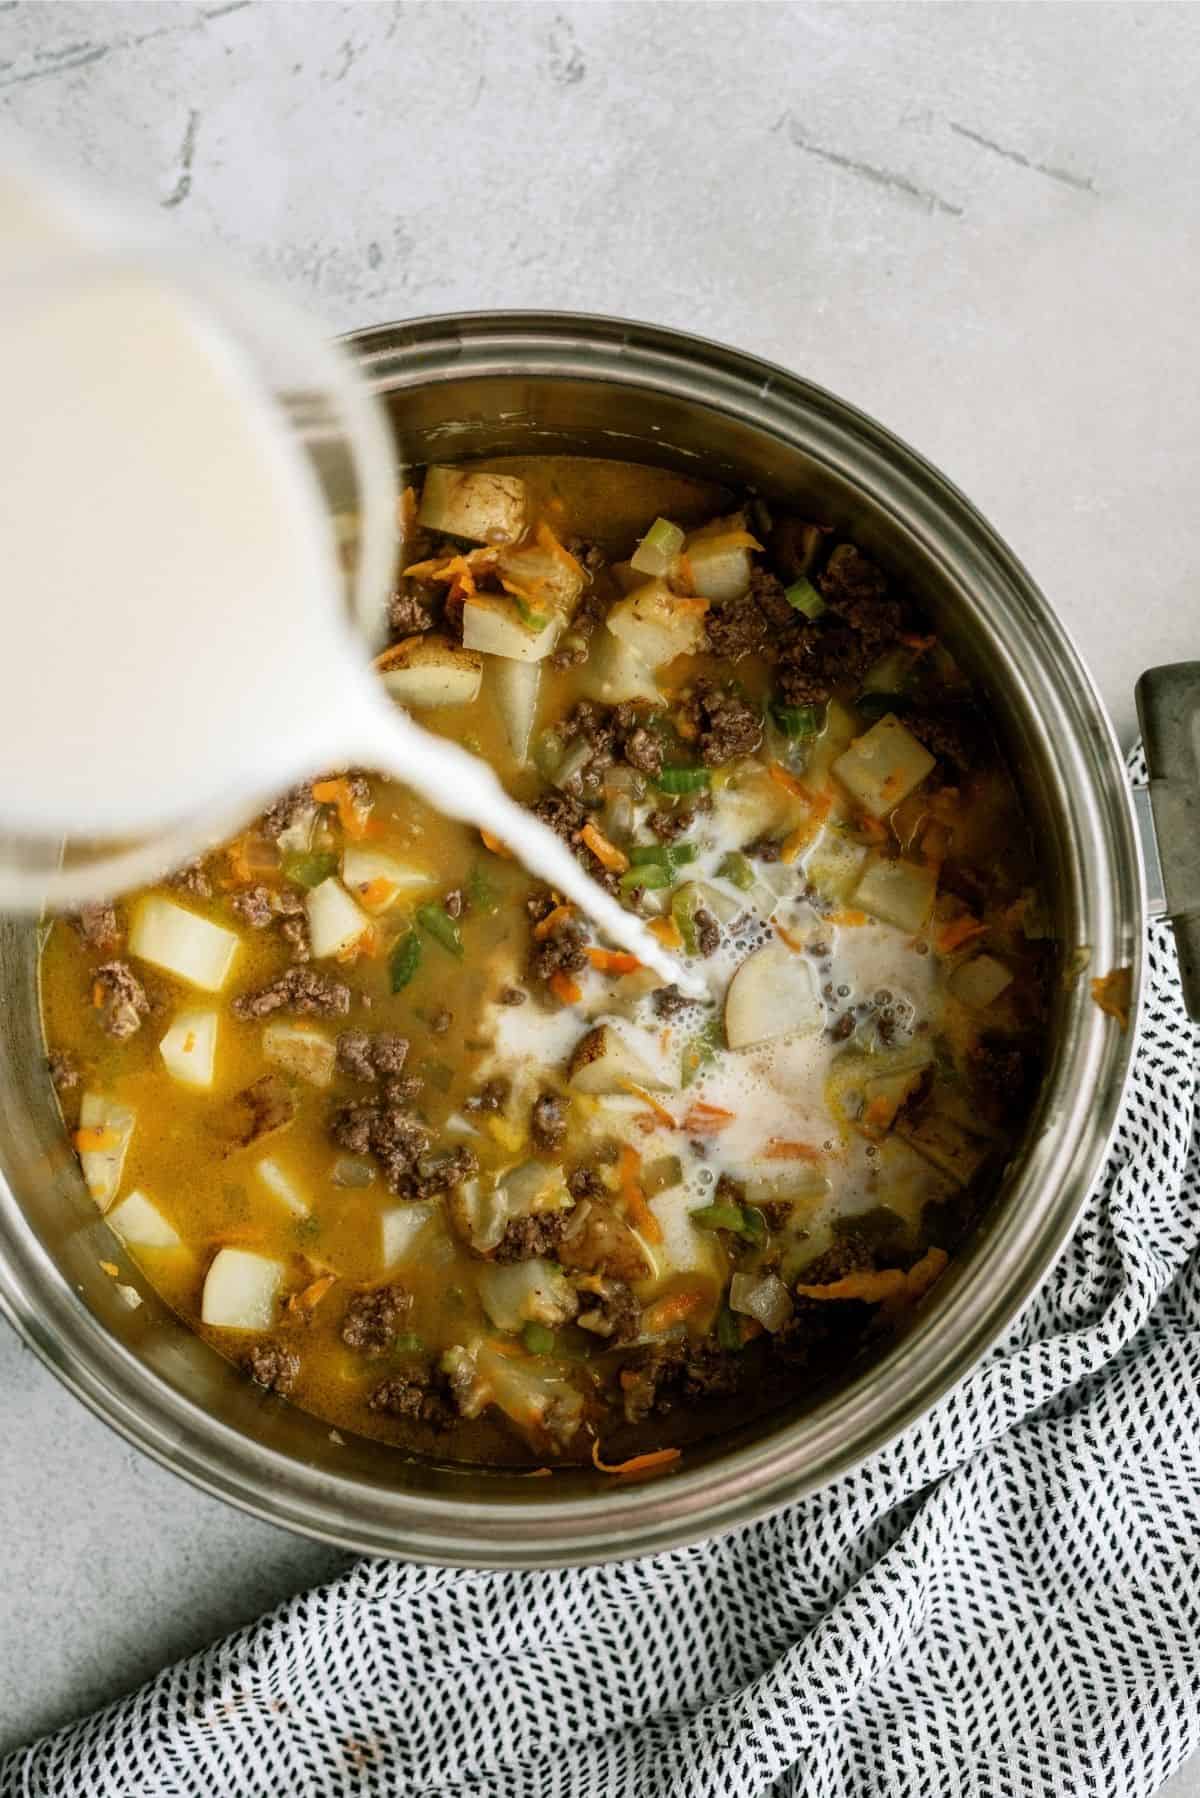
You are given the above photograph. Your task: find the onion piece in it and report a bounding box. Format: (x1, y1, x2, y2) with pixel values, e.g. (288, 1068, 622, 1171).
(729, 1271, 794, 1333)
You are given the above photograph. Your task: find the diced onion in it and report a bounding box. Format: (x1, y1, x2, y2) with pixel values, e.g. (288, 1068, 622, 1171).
(729, 1271, 794, 1333)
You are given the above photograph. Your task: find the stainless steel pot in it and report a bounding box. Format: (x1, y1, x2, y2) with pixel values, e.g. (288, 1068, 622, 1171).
(0, 312, 1191, 1568)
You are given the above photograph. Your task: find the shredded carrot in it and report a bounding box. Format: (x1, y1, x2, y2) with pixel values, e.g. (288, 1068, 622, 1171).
(899, 632, 936, 652)
(224, 836, 256, 886)
(773, 921, 807, 953)
(288, 1273, 338, 1315)
(672, 596, 710, 615)
(401, 550, 491, 595)
(357, 877, 394, 909)
(311, 777, 371, 840)
(674, 552, 696, 589)
(479, 828, 513, 859)
(1091, 967, 1133, 1032)
(98, 1260, 119, 1278)
(579, 821, 629, 874)
(533, 904, 574, 941)
(768, 762, 810, 798)
(618, 1079, 676, 1129)
(761, 1137, 821, 1162)
(902, 1246, 949, 1302)
(337, 926, 380, 963)
(591, 1440, 682, 1476)
(796, 1268, 908, 1302)
(182, 1031, 197, 1055)
(936, 914, 987, 955)
(682, 1101, 735, 1136)
(548, 971, 582, 1005)
(486, 1336, 525, 1359)
(521, 1467, 555, 1478)
(618, 1144, 662, 1241)
(587, 947, 642, 977)
(640, 1288, 706, 1334)
(825, 908, 869, 928)
(861, 1094, 895, 1134)
(647, 917, 683, 950)
(535, 520, 584, 575)
(856, 812, 889, 843)
(73, 1126, 119, 1153)
(90, 980, 104, 1009)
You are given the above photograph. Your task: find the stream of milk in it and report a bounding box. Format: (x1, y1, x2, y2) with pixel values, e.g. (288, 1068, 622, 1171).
(0, 164, 701, 994)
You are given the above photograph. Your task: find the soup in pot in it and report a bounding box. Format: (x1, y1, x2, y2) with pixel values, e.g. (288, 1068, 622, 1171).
(41, 457, 1052, 1471)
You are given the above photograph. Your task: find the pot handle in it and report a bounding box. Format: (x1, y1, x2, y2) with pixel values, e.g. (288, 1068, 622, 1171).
(1135, 662, 1200, 1020)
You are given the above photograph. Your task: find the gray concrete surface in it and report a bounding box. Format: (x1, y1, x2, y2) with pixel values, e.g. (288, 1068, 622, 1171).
(1, 3, 1198, 1786)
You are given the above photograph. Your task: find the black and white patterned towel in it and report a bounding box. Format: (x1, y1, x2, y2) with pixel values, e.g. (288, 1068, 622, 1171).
(5, 765, 1198, 1798)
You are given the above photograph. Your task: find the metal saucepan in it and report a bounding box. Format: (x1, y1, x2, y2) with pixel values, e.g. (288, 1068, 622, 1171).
(1, 313, 1195, 1567)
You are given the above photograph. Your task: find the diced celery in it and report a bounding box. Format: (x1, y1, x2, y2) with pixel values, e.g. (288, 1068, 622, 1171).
(631, 516, 686, 578)
(655, 766, 711, 795)
(389, 931, 422, 991)
(771, 701, 822, 737)
(416, 903, 464, 958)
(784, 578, 826, 619)
(283, 851, 338, 889)
(521, 1321, 557, 1356)
(717, 851, 755, 891)
(620, 863, 670, 893)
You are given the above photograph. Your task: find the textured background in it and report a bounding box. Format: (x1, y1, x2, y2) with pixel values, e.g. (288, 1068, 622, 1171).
(2, 2, 1198, 1783)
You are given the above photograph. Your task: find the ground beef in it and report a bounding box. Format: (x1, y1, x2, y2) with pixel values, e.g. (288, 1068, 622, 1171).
(368, 1364, 452, 1426)
(968, 1033, 1035, 1126)
(260, 784, 315, 839)
(167, 861, 214, 898)
(336, 1031, 409, 1082)
(647, 804, 694, 843)
(73, 903, 121, 952)
(574, 1277, 640, 1342)
(232, 968, 351, 1020)
(340, 1282, 413, 1356)
(465, 1076, 511, 1115)
(226, 1074, 297, 1148)
(750, 565, 802, 629)
(530, 791, 587, 845)
(383, 1074, 424, 1107)
(776, 619, 876, 706)
(550, 557, 609, 670)
(279, 915, 311, 963)
(47, 1049, 79, 1092)
(330, 1099, 432, 1195)
(230, 885, 274, 928)
(757, 1199, 795, 1231)
(93, 961, 149, 1039)
(679, 681, 763, 767)
(528, 907, 588, 985)
(530, 1090, 568, 1150)
(743, 833, 783, 862)
(492, 1208, 575, 1264)
(567, 1167, 607, 1200)
(413, 1145, 479, 1200)
(619, 1341, 741, 1424)
(693, 908, 720, 958)
(905, 705, 987, 774)
(388, 580, 440, 639)
(704, 587, 769, 662)
(429, 1007, 452, 1035)
(498, 986, 527, 1006)
(243, 1342, 300, 1396)
(651, 983, 692, 1020)
(621, 725, 662, 777)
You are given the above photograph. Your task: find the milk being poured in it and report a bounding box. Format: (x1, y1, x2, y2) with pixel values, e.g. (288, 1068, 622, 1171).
(0, 161, 699, 993)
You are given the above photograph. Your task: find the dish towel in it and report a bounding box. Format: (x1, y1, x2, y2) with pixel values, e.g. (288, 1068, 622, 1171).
(4, 758, 1199, 1798)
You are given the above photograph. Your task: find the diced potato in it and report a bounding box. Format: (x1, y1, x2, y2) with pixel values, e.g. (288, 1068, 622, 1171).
(895, 1109, 990, 1185)
(497, 541, 584, 616)
(606, 580, 707, 669)
(832, 714, 935, 816)
(643, 1187, 725, 1291)
(130, 897, 239, 992)
(852, 854, 937, 933)
(444, 1342, 584, 1446)
(305, 877, 369, 960)
(417, 465, 527, 543)
(683, 531, 754, 602)
(462, 595, 564, 662)
(262, 1021, 336, 1088)
(106, 1189, 182, 1251)
(711, 765, 794, 850)
(489, 657, 542, 764)
(200, 1247, 284, 1331)
(578, 630, 660, 705)
(341, 845, 435, 912)
(376, 633, 483, 709)
(476, 1258, 578, 1332)
(805, 827, 870, 904)
(949, 953, 1014, 1011)
(255, 1157, 309, 1217)
(381, 1200, 438, 1267)
(77, 1092, 135, 1211)
(568, 1020, 678, 1093)
(158, 1008, 218, 1091)
(724, 942, 822, 1051)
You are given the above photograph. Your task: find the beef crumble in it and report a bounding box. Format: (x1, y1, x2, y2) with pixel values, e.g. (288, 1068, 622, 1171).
(693, 908, 721, 958)
(47, 1049, 79, 1093)
(93, 961, 149, 1040)
(243, 1343, 300, 1396)
(530, 1090, 569, 1150)
(341, 1282, 413, 1356)
(368, 1365, 453, 1426)
(678, 681, 763, 766)
(573, 1276, 640, 1342)
(336, 1031, 410, 1082)
(492, 1208, 575, 1264)
(73, 903, 121, 953)
(232, 968, 352, 1020)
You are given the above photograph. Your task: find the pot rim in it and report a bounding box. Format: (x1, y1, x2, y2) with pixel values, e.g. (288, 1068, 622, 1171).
(0, 310, 1143, 1566)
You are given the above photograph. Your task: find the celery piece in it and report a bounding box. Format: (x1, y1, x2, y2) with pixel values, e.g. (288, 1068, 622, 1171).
(283, 851, 339, 889)
(631, 516, 686, 577)
(717, 851, 755, 891)
(393, 1332, 424, 1354)
(680, 1013, 724, 1087)
(629, 842, 698, 874)
(784, 578, 826, 619)
(417, 903, 464, 958)
(513, 597, 551, 633)
(671, 885, 701, 955)
(521, 1321, 556, 1356)
(771, 702, 822, 739)
(389, 932, 422, 992)
(655, 766, 711, 795)
(620, 863, 671, 893)
(717, 1305, 743, 1351)
(692, 1201, 767, 1246)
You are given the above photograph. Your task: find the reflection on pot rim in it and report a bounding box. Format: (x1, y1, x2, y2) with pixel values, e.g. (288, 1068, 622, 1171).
(0, 312, 1141, 1566)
